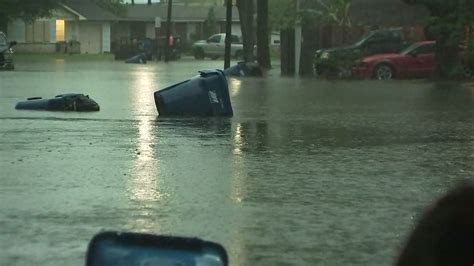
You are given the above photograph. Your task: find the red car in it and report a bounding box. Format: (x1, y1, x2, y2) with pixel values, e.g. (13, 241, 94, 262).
(352, 41, 436, 80)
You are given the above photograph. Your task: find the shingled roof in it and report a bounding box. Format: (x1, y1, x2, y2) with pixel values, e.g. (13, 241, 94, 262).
(124, 4, 240, 22)
(63, 0, 121, 21)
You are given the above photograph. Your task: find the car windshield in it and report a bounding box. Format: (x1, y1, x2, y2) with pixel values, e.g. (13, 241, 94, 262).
(353, 32, 373, 47)
(399, 43, 422, 55)
(3, 2, 474, 266)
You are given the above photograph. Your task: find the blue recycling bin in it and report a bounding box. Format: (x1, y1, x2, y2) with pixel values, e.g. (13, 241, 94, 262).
(154, 70, 233, 116)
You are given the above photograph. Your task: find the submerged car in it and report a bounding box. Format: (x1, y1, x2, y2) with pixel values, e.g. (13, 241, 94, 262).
(351, 41, 438, 80)
(0, 31, 16, 70)
(15, 93, 100, 111)
(314, 28, 406, 77)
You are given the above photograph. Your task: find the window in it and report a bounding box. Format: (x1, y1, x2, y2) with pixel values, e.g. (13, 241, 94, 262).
(414, 43, 435, 55)
(207, 35, 221, 43)
(231, 35, 240, 44)
(56, 20, 65, 42)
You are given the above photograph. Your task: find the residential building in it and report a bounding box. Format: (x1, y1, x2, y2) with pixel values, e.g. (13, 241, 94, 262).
(6, 0, 241, 54)
(118, 3, 241, 44)
(7, 0, 119, 54)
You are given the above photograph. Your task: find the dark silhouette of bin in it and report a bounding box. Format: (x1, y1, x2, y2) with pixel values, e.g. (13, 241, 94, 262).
(154, 70, 233, 116)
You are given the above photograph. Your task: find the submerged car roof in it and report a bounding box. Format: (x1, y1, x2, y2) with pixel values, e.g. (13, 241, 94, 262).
(55, 93, 85, 98)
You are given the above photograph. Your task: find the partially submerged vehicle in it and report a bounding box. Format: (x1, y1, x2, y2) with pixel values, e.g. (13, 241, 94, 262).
(125, 53, 147, 64)
(15, 93, 100, 111)
(0, 31, 16, 71)
(224, 62, 263, 77)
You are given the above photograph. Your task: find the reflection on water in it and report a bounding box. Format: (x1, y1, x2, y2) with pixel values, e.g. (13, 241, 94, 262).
(229, 78, 242, 97)
(126, 70, 167, 231)
(231, 123, 246, 204)
(3, 60, 474, 265)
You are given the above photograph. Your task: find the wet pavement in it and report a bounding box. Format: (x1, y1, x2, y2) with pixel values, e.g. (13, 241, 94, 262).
(1, 58, 474, 265)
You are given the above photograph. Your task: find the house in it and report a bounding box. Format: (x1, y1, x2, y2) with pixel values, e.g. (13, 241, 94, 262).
(7, 0, 119, 54)
(117, 3, 241, 44)
(6, 0, 241, 55)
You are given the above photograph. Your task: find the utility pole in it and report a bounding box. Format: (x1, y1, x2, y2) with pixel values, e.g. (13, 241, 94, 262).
(165, 0, 173, 63)
(224, 0, 233, 69)
(295, 0, 301, 75)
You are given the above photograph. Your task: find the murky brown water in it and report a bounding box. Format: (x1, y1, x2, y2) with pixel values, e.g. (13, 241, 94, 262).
(1, 58, 474, 265)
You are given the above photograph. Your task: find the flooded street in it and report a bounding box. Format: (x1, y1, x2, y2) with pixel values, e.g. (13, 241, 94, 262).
(2, 58, 474, 265)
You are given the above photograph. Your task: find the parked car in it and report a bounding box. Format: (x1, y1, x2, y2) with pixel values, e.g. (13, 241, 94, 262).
(351, 41, 438, 80)
(192, 33, 243, 59)
(0, 32, 16, 71)
(314, 28, 407, 77)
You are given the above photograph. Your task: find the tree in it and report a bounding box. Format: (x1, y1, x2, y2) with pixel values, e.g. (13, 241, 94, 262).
(203, 7, 218, 38)
(94, 0, 125, 16)
(269, 0, 354, 75)
(0, 0, 61, 31)
(0, 0, 125, 32)
(0, 0, 61, 32)
(256, 0, 271, 68)
(269, 0, 297, 74)
(403, 0, 474, 79)
(299, 0, 353, 76)
(315, 0, 351, 27)
(236, 0, 255, 62)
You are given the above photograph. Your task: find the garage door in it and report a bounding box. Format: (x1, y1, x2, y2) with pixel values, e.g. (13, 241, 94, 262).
(79, 23, 101, 54)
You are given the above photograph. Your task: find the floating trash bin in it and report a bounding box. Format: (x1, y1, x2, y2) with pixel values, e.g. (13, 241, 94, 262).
(125, 53, 147, 64)
(223, 62, 262, 77)
(15, 93, 100, 111)
(154, 70, 233, 116)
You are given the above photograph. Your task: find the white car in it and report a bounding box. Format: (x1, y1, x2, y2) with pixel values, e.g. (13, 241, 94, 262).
(192, 33, 244, 59)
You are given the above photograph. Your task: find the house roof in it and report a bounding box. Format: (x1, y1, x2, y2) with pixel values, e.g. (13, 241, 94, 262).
(63, 0, 121, 21)
(124, 4, 240, 23)
(349, 0, 430, 26)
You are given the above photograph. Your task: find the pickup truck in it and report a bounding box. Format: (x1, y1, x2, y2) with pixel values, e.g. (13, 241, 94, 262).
(192, 33, 243, 59)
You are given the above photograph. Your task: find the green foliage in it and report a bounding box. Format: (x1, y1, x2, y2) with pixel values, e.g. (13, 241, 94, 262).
(203, 7, 218, 37)
(93, 0, 126, 16)
(269, 0, 297, 30)
(314, 0, 352, 26)
(404, 0, 474, 78)
(0, 0, 62, 23)
(0, 0, 126, 27)
(269, 0, 352, 30)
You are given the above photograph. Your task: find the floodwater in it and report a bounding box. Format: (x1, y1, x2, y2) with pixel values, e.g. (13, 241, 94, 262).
(1, 58, 474, 265)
